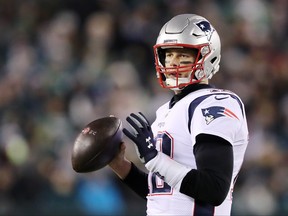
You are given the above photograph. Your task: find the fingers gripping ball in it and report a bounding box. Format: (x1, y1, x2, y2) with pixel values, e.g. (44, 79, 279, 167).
(71, 116, 123, 173)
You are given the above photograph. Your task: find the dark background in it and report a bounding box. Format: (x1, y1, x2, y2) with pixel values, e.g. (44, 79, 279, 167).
(0, 0, 287, 215)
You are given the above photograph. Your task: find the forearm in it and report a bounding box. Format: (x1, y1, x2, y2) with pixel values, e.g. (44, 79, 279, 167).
(109, 157, 132, 180)
(180, 168, 231, 206)
(109, 142, 149, 199)
(122, 163, 149, 199)
(110, 157, 149, 200)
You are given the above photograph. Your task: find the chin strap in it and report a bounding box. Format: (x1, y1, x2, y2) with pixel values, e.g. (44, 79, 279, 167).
(165, 77, 190, 90)
(145, 152, 191, 190)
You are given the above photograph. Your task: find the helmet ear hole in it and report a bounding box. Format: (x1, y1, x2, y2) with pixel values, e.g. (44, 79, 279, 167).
(211, 56, 217, 64)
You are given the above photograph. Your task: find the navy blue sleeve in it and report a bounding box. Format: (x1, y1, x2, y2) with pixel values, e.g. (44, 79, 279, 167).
(122, 163, 149, 200)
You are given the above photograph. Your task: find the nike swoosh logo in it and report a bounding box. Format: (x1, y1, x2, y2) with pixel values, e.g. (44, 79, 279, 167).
(215, 96, 229, 100)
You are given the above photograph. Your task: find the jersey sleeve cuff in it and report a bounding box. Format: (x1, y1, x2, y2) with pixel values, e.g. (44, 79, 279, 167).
(145, 152, 191, 191)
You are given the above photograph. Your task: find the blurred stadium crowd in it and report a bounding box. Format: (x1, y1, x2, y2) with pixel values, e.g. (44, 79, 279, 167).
(0, 0, 287, 215)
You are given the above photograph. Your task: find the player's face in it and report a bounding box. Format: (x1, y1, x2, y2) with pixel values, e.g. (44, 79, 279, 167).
(164, 48, 197, 78)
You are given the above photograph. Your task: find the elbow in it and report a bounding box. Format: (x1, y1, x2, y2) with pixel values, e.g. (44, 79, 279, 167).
(210, 194, 226, 206)
(209, 180, 230, 206)
(201, 189, 228, 206)
(179, 170, 231, 206)
(200, 176, 231, 206)
(181, 184, 229, 206)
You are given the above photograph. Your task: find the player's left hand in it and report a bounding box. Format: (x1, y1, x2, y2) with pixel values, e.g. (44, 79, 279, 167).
(123, 112, 158, 164)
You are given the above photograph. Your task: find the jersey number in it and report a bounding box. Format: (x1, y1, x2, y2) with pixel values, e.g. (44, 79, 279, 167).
(150, 132, 173, 195)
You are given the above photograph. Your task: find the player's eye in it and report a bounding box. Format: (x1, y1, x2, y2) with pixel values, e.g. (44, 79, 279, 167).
(165, 53, 173, 58)
(180, 54, 191, 58)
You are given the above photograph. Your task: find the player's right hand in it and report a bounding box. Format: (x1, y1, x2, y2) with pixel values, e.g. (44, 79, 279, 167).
(123, 112, 158, 164)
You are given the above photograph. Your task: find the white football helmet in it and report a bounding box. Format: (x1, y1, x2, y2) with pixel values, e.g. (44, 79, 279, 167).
(153, 14, 221, 90)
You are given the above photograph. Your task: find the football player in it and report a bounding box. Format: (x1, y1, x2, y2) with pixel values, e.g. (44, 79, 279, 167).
(109, 14, 249, 215)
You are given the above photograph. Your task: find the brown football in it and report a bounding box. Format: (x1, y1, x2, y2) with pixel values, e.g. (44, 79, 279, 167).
(71, 116, 123, 173)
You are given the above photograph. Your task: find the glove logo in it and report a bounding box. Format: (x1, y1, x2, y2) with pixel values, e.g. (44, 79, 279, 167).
(146, 137, 154, 148)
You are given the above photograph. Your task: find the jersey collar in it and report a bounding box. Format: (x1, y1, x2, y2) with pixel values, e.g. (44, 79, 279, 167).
(169, 84, 213, 108)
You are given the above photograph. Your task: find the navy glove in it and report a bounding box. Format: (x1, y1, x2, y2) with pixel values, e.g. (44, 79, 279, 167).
(123, 112, 158, 164)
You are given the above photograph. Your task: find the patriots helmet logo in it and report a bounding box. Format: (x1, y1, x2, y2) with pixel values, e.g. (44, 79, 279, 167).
(195, 20, 215, 41)
(201, 106, 239, 125)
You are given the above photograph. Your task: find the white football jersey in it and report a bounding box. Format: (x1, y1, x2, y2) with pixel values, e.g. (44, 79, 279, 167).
(147, 87, 249, 216)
